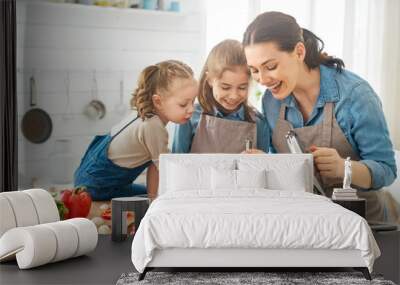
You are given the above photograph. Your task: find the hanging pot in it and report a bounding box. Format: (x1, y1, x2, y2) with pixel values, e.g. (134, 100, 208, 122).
(21, 76, 53, 144)
(83, 70, 106, 120)
(84, 99, 106, 120)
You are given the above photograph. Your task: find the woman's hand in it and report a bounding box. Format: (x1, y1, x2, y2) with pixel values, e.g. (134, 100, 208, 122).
(242, 148, 266, 154)
(310, 146, 345, 179)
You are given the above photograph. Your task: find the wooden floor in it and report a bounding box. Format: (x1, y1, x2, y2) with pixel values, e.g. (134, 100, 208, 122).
(1, 229, 398, 284)
(0, 235, 134, 285)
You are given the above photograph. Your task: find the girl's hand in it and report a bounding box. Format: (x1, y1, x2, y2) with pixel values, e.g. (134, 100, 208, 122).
(148, 196, 156, 204)
(310, 145, 345, 179)
(242, 148, 266, 154)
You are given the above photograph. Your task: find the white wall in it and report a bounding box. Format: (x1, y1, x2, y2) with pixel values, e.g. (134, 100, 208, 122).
(17, 0, 206, 189)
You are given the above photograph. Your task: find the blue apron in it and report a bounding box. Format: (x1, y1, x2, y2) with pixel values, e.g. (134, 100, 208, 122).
(74, 116, 151, 201)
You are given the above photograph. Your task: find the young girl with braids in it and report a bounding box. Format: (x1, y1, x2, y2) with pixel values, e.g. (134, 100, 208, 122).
(172, 39, 270, 154)
(74, 60, 198, 201)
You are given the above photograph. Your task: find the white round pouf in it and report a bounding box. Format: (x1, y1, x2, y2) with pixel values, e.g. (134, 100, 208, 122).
(42, 221, 79, 262)
(0, 226, 57, 269)
(24, 189, 60, 224)
(0, 196, 17, 237)
(1, 192, 39, 227)
(65, 218, 98, 257)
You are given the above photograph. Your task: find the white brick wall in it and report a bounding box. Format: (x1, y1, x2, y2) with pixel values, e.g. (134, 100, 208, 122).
(17, 0, 206, 189)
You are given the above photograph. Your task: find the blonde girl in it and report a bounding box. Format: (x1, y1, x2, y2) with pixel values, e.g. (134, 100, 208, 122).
(172, 39, 269, 153)
(74, 60, 198, 201)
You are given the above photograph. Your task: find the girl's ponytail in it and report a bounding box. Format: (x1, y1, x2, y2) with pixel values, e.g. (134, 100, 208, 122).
(130, 65, 159, 119)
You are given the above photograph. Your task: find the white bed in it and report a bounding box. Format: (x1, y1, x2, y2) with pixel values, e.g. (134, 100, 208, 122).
(131, 154, 380, 280)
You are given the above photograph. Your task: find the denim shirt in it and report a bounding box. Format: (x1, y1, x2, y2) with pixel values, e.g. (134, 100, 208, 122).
(172, 103, 270, 153)
(262, 64, 397, 190)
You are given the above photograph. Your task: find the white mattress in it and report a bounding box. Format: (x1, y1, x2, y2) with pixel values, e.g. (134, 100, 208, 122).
(131, 190, 380, 273)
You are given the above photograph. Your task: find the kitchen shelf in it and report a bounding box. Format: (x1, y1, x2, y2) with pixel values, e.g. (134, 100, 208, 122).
(39, 1, 185, 17)
(21, 0, 189, 32)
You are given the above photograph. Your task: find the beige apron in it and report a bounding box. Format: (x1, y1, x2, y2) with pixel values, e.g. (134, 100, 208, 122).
(190, 113, 257, 153)
(272, 102, 385, 222)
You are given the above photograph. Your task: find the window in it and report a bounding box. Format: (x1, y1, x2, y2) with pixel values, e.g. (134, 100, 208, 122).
(206, 0, 346, 110)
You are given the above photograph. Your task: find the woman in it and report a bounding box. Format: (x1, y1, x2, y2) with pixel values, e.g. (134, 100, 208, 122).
(243, 11, 397, 222)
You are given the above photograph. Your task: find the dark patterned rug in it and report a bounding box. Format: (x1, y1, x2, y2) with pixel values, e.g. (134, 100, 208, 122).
(116, 271, 395, 285)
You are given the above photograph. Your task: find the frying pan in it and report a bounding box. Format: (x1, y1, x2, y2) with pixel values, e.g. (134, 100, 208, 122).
(21, 76, 53, 144)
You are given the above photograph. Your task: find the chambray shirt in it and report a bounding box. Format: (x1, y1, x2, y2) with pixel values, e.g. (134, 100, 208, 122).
(172, 104, 270, 153)
(262, 64, 397, 190)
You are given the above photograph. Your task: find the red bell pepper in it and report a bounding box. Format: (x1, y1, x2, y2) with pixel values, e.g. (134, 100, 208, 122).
(60, 187, 92, 218)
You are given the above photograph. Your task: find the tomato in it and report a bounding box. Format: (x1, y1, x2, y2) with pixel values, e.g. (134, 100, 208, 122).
(60, 187, 92, 218)
(101, 208, 112, 220)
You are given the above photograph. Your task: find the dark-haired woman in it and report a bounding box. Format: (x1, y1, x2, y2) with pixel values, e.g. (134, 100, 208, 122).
(243, 11, 397, 222)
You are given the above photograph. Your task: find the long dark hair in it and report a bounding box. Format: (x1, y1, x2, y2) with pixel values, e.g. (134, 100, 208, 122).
(243, 11, 344, 72)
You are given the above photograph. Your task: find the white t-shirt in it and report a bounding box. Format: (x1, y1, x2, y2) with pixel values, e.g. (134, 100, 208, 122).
(108, 113, 169, 169)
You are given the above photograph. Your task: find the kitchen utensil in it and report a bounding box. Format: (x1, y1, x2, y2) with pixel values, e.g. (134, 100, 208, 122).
(285, 130, 325, 195)
(84, 99, 106, 120)
(21, 75, 53, 144)
(114, 74, 127, 116)
(63, 71, 73, 120)
(83, 71, 106, 120)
